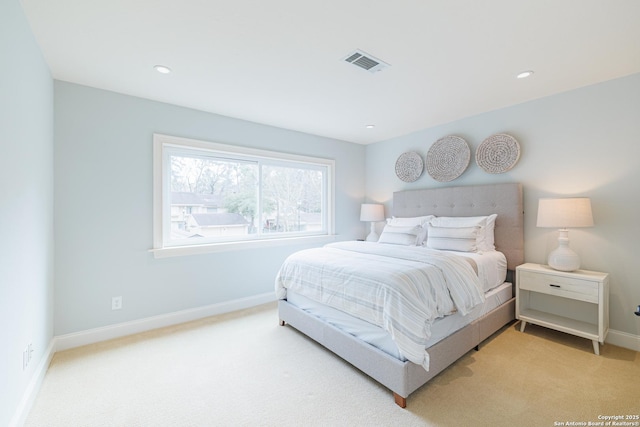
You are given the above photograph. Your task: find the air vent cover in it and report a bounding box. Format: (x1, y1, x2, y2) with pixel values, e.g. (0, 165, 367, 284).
(343, 49, 390, 73)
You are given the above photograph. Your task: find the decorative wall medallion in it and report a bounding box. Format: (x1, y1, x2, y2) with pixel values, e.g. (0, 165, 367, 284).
(475, 133, 521, 174)
(425, 135, 470, 182)
(395, 151, 424, 182)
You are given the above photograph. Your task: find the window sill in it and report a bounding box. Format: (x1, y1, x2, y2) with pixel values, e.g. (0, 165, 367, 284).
(150, 235, 338, 259)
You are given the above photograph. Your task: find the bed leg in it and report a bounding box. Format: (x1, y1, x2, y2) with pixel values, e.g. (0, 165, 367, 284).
(474, 345, 480, 351)
(393, 393, 407, 408)
(279, 319, 286, 326)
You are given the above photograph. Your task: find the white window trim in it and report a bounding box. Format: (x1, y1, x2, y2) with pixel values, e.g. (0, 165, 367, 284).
(151, 133, 336, 258)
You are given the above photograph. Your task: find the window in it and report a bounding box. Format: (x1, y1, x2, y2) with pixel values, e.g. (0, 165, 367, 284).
(152, 134, 335, 257)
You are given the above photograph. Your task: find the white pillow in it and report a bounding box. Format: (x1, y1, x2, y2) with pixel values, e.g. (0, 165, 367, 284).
(386, 215, 435, 245)
(426, 225, 479, 252)
(484, 214, 497, 250)
(378, 224, 422, 246)
(386, 215, 434, 226)
(429, 214, 497, 251)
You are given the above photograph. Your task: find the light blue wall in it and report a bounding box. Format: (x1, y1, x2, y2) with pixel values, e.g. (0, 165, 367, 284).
(366, 73, 640, 337)
(54, 81, 366, 334)
(0, 1, 54, 426)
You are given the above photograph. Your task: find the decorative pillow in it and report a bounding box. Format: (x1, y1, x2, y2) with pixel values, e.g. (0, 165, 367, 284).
(429, 214, 497, 251)
(378, 224, 422, 246)
(386, 215, 435, 245)
(426, 225, 480, 252)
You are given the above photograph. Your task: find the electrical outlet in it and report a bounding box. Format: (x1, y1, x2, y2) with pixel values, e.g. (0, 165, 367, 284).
(23, 343, 33, 370)
(112, 296, 122, 310)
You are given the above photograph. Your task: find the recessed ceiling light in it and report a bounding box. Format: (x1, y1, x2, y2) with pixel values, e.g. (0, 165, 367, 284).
(154, 65, 172, 74)
(365, 124, 375, 129)
(516, 70, 534, 79)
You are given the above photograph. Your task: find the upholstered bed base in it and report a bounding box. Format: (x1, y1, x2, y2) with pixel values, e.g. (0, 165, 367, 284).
(279, 297, 515, 407)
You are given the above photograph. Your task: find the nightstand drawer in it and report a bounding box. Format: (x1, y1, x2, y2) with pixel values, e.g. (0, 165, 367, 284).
(519, 270, 598, 303)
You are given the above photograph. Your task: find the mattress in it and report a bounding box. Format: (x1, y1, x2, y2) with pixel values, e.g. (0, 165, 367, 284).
(286, 281, 513, 361)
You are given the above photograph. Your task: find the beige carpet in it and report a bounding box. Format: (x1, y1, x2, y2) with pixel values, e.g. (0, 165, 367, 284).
(25, 302, 639, 427)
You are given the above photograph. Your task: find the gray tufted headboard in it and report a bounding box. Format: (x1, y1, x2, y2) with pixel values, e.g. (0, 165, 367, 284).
(392, 183, 524, 270)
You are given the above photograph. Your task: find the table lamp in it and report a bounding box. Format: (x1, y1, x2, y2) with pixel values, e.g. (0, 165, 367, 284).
(536, 197, 594, 271)
(360, 204, 385, 242)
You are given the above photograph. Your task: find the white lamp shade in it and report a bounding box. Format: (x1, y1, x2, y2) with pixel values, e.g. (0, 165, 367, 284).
(360, 204, 385, 222)
(536, 198, 593, 228)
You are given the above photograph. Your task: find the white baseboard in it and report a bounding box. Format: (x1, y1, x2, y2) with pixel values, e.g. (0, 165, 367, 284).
(11, 297, 638, 427)
(55, 292, 276, 351)
(606, 328, 640, 352)
(9, 339, 56, 427)
(10, 293, 275, 426)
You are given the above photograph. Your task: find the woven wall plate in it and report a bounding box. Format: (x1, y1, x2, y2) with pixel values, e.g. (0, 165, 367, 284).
(425, 135, 470, 182)
(395, 151, 423, 182)
(475, 133, 521, 174)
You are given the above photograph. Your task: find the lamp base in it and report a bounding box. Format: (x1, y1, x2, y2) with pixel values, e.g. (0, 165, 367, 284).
(365, 232, 379, 242)
(547, 229, 580, 271)
(365, 222, 379, 242)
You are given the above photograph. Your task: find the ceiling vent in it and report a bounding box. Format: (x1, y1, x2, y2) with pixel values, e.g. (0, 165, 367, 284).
(343, 49, 390, 73)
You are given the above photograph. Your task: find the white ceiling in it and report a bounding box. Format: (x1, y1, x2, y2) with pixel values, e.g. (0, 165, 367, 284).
(21, 0, 640, 144)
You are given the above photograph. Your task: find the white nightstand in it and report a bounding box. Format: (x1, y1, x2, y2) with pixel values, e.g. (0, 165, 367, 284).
(516, 263, 609, 355)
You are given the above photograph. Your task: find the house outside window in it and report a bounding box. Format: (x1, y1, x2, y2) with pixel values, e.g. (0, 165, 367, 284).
(152, 134, 335, 257)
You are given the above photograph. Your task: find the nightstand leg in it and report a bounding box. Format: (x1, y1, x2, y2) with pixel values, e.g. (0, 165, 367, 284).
(592, 340, 600, 355)
(520, 321, 527, 332)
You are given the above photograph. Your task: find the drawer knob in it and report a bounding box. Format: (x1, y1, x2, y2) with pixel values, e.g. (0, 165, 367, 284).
(549, 284, 561, 288)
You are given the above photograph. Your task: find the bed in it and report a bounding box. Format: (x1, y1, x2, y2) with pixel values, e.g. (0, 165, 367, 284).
(276, 183, 524, 407)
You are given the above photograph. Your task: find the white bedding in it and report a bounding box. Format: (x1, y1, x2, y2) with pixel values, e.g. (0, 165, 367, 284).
(287, 281, 513, 361)
(275, 241, 486, 370)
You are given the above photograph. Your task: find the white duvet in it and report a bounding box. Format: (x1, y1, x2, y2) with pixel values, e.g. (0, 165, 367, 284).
(275, 241, 486, 370)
